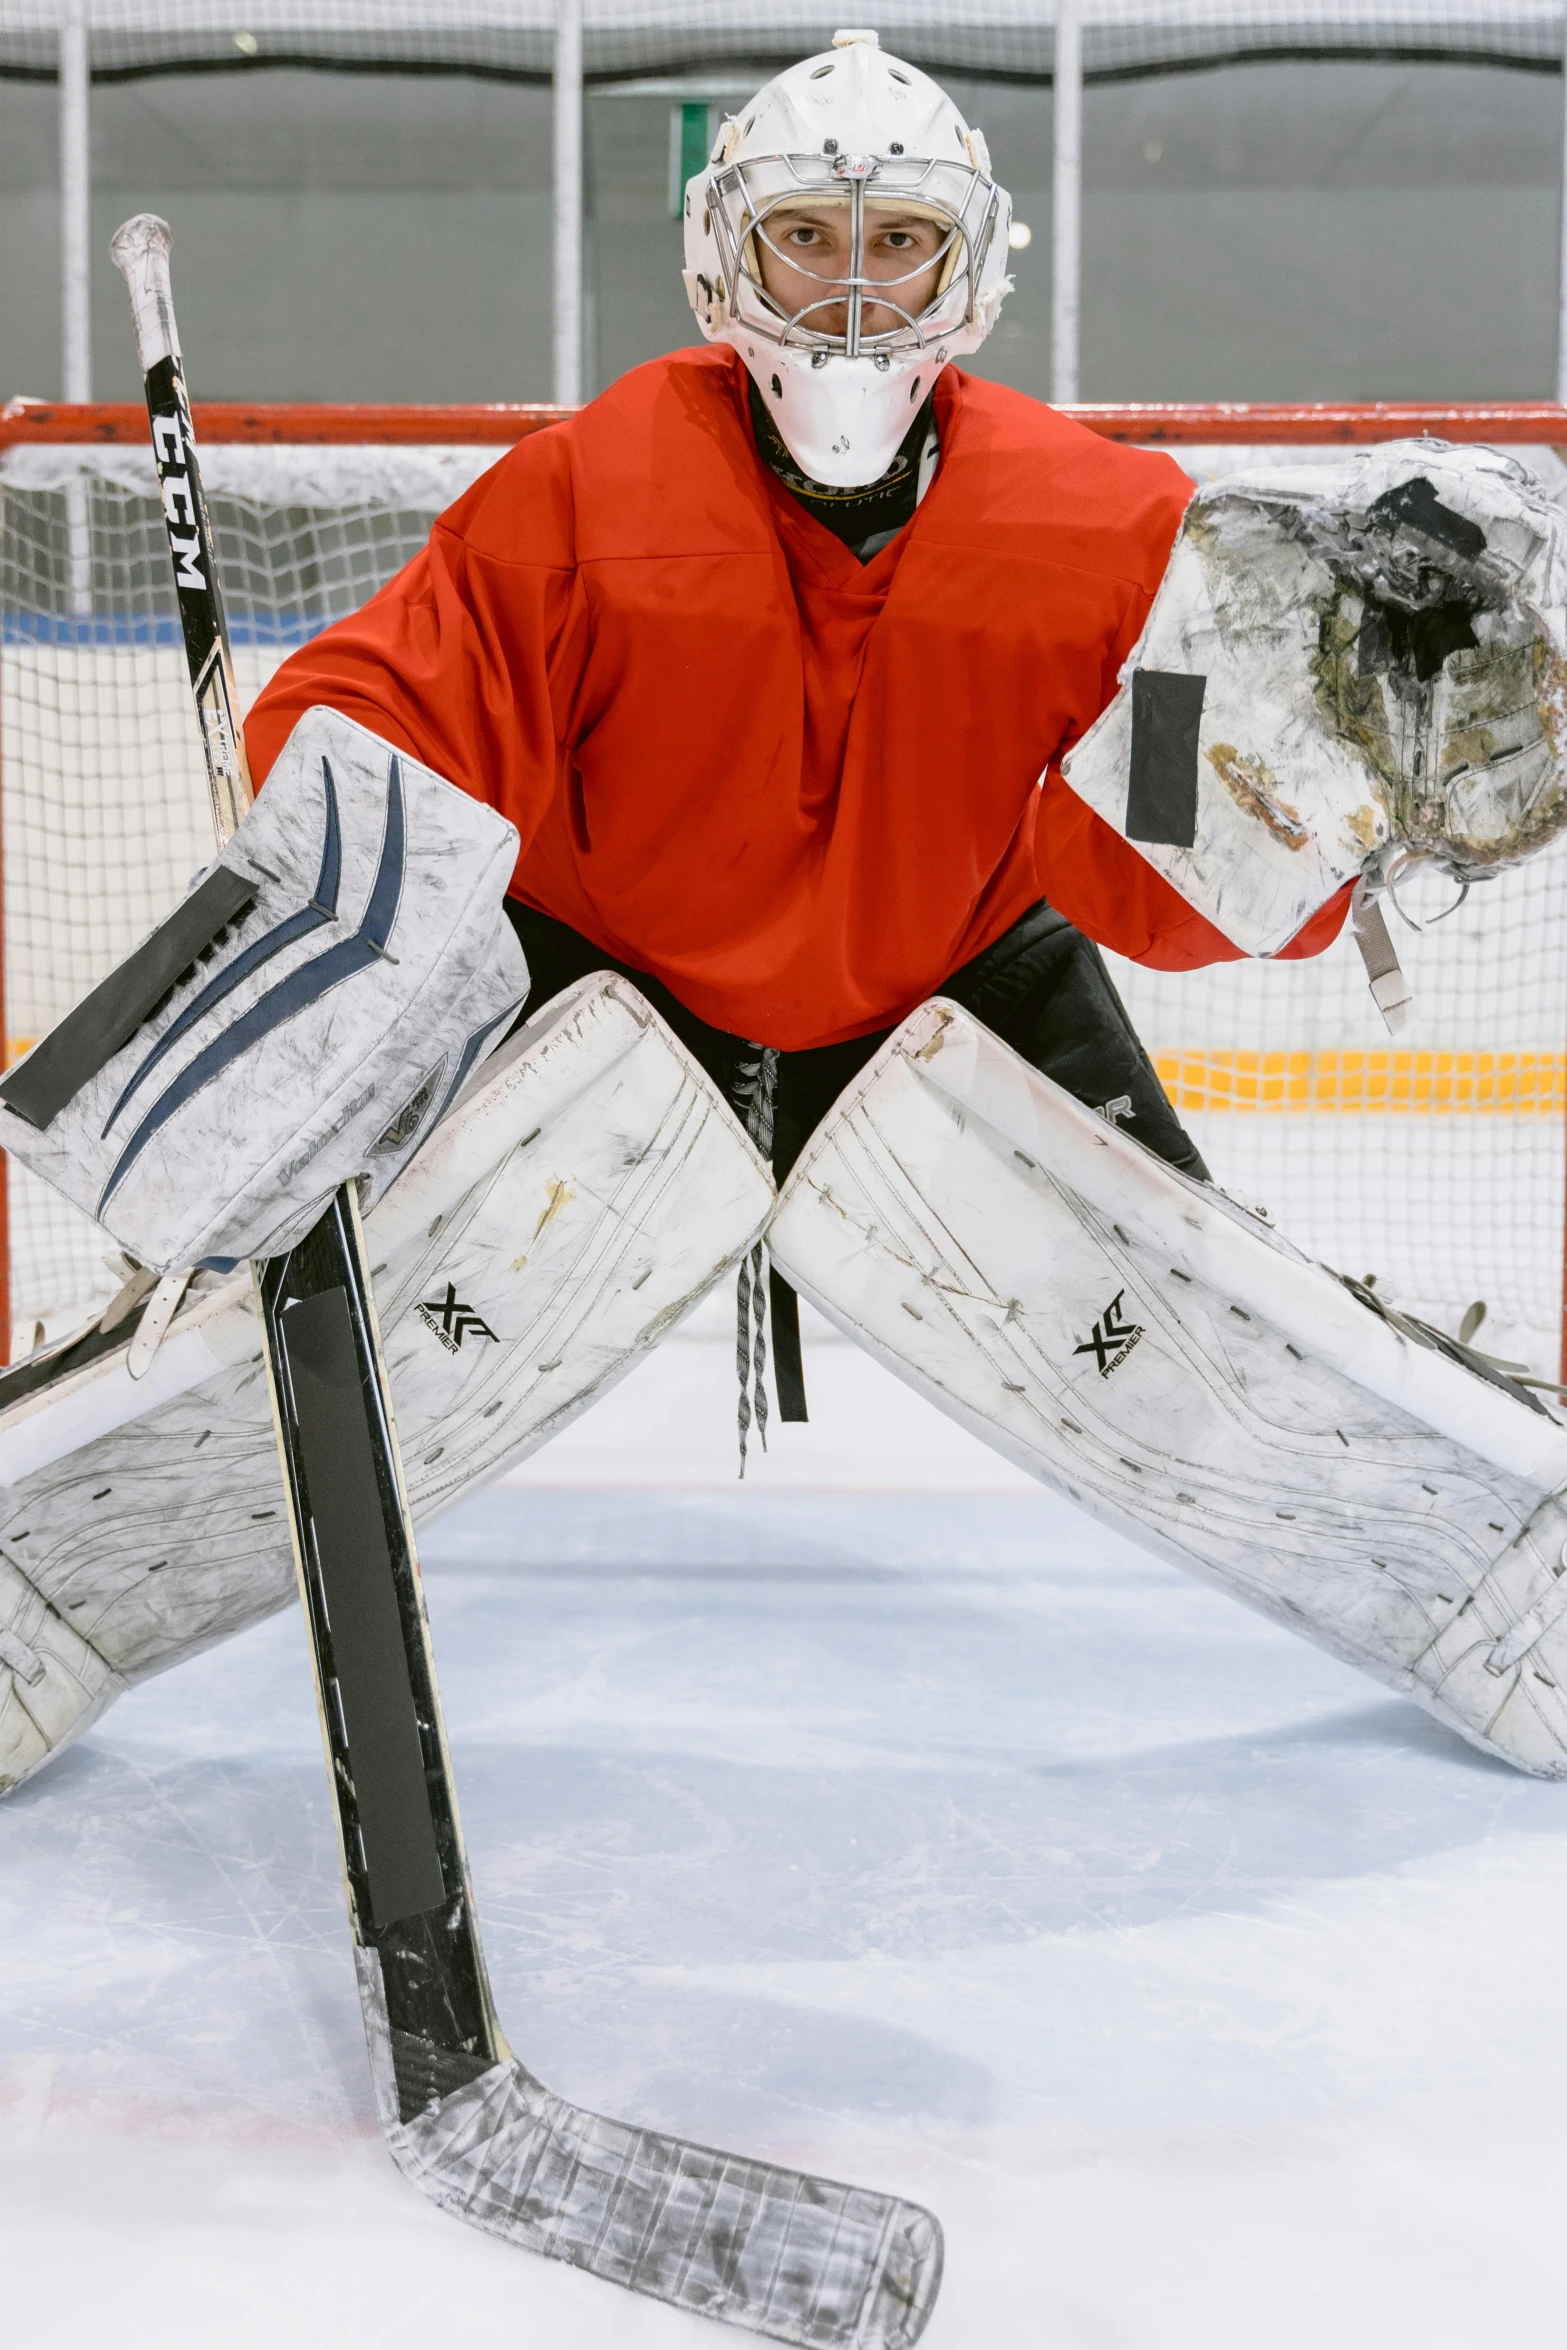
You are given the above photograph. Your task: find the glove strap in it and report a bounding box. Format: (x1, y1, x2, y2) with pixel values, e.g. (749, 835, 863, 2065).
(1351, 863, 1414, 1033)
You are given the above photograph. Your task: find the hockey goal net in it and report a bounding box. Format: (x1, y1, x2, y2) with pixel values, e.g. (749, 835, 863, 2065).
(4, 396, 1567, 1382)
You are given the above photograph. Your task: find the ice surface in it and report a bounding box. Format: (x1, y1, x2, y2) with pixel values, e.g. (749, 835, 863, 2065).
(4, 1310, 1567, 2348)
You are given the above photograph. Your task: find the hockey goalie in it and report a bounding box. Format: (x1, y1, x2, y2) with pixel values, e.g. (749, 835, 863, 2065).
(6, 23, 1567, 1818)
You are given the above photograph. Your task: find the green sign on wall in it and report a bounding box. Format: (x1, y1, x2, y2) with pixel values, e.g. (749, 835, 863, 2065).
(669, 101, 713, 217)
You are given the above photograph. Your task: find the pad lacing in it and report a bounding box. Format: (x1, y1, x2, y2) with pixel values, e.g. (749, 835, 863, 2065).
(731, 1043, 780, 1477)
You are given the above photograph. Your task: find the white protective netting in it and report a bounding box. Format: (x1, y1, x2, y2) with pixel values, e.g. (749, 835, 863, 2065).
(4, 0, 1567, 82)
(1111, 440, 1567, 1382)
(0, 438, 498, 1348)
(2, 431, 1566, 1374)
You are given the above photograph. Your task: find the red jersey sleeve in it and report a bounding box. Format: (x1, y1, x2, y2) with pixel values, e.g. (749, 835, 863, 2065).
(1036, 770, 1352, 969)
(243, 430, 586, 884)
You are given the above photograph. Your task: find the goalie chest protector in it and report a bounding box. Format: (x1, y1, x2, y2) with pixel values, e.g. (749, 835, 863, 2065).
(245, 348, 1260, 1051)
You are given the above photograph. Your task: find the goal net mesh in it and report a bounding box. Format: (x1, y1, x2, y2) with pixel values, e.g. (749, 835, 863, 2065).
(3, 429, 1565, 1375)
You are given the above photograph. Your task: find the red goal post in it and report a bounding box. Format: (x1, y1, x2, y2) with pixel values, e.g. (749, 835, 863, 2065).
(4, 395, 1567, 1380)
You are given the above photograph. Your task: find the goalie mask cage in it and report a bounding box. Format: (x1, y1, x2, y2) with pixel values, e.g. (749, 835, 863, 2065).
(4, 395, 1567, 1387)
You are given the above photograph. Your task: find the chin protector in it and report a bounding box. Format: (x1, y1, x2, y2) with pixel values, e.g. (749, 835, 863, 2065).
(0, 705, 529, 1273)
(770, 999, 1567, 1778)
(1061, 440, 1567, 958)
(0, 976, 774, 1794)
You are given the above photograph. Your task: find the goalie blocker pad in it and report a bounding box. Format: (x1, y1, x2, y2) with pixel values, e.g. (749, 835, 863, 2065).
(0, 976, 773, 1795)
(0, 705, 529, 1272)
(770, 1000, 1567, 1778)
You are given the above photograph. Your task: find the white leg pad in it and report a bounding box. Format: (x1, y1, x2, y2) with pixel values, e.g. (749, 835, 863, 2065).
(0, 1550, 126, 1792)
(769, 999, 1567, 1778)
(0, 976, 772, 1795)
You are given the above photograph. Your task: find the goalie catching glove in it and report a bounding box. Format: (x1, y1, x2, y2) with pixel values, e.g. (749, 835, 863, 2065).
(0, 707, 528, 1271)
(1061, 440, 1567, 1019)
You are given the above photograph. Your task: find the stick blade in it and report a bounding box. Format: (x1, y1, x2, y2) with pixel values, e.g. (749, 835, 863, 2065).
(358, 1955, 941, 2347)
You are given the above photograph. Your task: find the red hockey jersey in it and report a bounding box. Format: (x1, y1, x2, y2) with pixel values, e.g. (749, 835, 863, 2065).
(246, 345, 1348, 1050)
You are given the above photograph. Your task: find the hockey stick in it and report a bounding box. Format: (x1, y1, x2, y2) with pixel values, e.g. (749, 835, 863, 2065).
(109, 213, 942, 2348)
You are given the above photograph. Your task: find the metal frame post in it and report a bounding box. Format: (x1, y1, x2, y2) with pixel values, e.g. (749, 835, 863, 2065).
(553, 0, 583, 406)
(59, 0, 93, 621)
(1051, 0, 1083, 406)
(60, 0, 91, 402)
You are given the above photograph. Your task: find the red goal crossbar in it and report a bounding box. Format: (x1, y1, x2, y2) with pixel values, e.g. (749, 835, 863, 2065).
(5, 396, 1567, 449)
(4, 397, 1567, 1376)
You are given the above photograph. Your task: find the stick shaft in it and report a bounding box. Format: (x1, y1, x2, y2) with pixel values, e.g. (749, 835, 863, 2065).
(109, 211, 504, 2066)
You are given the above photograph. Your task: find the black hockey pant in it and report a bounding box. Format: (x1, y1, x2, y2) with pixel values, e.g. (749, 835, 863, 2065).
(503, 896, 1209, 1417)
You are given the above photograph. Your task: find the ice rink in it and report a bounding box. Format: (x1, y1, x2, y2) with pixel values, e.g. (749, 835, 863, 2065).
(4, 1296, 1567, 2350)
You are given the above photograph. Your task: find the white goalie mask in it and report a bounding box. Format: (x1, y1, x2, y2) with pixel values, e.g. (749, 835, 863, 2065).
(682, 29, 1013, 486)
